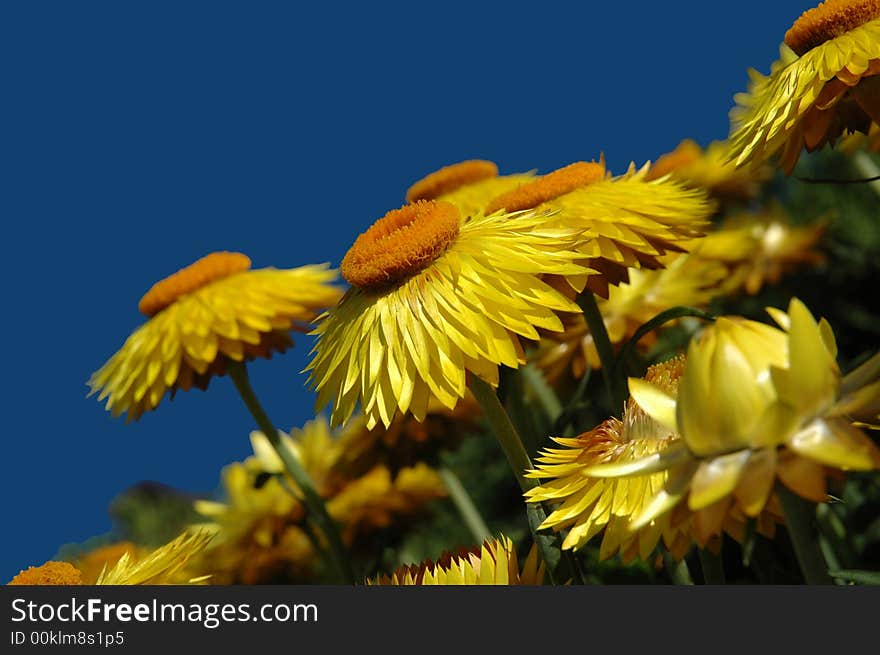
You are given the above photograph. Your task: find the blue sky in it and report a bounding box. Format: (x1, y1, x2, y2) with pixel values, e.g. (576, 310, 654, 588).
(1, 1, 811, 581)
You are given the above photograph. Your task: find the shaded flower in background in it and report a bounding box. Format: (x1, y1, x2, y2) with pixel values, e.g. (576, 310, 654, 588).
(692, 205, 827, 295)
(193, 417, 446, 584)
(307, 200, 588, 429)
(646, 139, 771, 201)
(331, 393, 481, 478)
(535, 253, 727, 381)
(406, 159, 536, 218)
(370, 536, 544, 585)
(8, 530, 213, 585)
(586, 299, 880, 544)
(728, 0, 880, 172)
(483, 160, 714, 297)
(88, 252, 342, 421)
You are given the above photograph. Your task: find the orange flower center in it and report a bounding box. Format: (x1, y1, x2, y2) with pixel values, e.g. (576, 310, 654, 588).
(405, 160, 499, 203)
(341, 201, 460, 290)
(784, 0, 880, 56)
(8, 561, 84, 585)
(484, 161, 606, 215)
(138, 251, 252, 317)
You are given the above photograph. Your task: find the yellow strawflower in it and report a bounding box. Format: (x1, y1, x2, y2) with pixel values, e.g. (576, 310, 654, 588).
(88, 252, 342, 420)
(194, 417, 446, 583)
(586, 299, 880, 544)
(371, 536, 544, 585)
(729, 1, 880, 172)
(647, 139, 771, 200)
(8, 530, 213, 585)
(307, 200, 589, 429)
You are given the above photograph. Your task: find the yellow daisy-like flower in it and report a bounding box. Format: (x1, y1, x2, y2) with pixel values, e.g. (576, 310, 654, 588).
(8, 530, 214, 585)
(88, 252, 342, 421)
(586, 299, 880, 543)
(536, 253, 727, 381)
(406, 159, 536, 218)
(692, 206, 827, 296)
(483, 160, 714, 297)
(729, 0, 880, 172)
(194, 417, 446, 583)
(646, 139, 771, 200)
(370, 536, 544, 585)
(526, 357, 695, 561)
(307, 200, 589, 429)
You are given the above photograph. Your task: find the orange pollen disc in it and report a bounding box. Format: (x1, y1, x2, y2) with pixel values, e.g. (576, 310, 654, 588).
(484, 161, 606, 215)
(138, 251, 252, 317)
(784, 0, 880, 55)
(341, 200, 460, 290)
(405, 160, 499, 203)
(8, 561, 84, 585)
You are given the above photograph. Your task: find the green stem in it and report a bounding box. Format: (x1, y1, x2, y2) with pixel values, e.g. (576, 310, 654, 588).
(227, 361, 355, 584)
(665, 553, 694, 585)
(577, 292, 625, 414)
(469, 375, 581, 585)
(777, 485, 834, 585)
(852, 151, 880, 198)
(469, 375, 537, 493)
(439, 467, 491, 544)
(698, 548, 726, 585)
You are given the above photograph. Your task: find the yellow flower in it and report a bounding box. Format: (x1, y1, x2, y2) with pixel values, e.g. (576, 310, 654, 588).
(526, 357, 695, 562)
(194, 417, 446, 583)
(370, 536, 544, 585)
(647, 139, 771, 200)
(484, 160, 714, 297)
(89, 252, 342, 421)
(406, 160, 536, 218)
(691, 206, 827, 295)
(307, 200, 588, 429)
(535, 253, 727, 381)
(728, 1, 880, 172)
(8, 530, 214, 585)
(586, 299, 880, 544)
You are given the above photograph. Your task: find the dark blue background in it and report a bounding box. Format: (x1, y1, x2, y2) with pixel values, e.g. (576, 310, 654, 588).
(2, 1, 809, 581)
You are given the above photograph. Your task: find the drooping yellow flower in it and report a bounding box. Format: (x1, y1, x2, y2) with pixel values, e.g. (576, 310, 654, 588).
(8, 530, 214, 585)
(526, 357, 694, 561)
(307, 200, 589, 429)
(691, 206, 827, 295)
(586, 299, 880, 544)
(483, 160, 714, 297)
(406, 160, 536, 218)
(646, 139, 771, 201)
(728, 1, 880, 172)
(370, 536, 544, 585)
(89, 252, 343, 421)
(535, 253, 727, 381)
(194, 416, 446, 583)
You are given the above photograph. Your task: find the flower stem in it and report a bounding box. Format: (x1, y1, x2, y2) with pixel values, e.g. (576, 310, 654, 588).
(439, 467, 491, 544)
(777, 485, 833, 585)
(852, 151, 880, 198)
(469, 375, 536, 494)
(227, 361, 355, 584)
(577, 292, 626, 414)
(698, 548, 726, 585)
(469, 374, 581, 584)
(665, 552, 694, 585)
